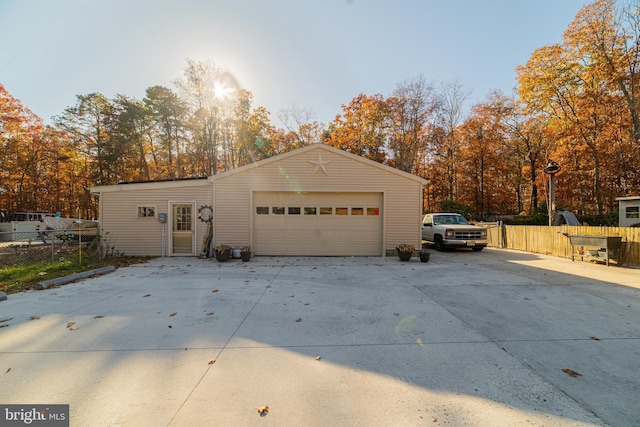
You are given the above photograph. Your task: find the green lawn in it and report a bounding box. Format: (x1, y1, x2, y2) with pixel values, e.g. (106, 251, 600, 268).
(1, 255, 153, 294)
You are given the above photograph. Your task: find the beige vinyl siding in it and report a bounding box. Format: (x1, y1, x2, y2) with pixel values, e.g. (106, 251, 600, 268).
(212, 181, 252, 248)
(212, 145, 425, 254)
(97, 183, 211, 256)
(92, 146, 425, 257)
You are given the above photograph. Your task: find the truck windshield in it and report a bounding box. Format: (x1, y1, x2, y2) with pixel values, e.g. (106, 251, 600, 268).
(434, 215, 469, 225)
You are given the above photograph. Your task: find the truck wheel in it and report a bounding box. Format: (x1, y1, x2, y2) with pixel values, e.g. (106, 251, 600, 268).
(434, 236, 446, 251)
(471, 247, 484, 252)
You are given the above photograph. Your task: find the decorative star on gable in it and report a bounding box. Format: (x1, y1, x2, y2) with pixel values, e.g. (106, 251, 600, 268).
(309, 152, 331, 175)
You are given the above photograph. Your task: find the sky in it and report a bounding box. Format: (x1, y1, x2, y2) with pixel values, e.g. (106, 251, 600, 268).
(0, 0, 589, 127)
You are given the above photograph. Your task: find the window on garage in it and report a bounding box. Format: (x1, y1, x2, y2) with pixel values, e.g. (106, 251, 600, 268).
(260, 205, 380, 216)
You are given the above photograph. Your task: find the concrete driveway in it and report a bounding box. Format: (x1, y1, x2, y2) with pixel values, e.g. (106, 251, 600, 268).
(1, 248, 639, 426)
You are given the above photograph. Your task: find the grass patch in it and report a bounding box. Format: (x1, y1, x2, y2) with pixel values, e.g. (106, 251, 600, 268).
(1, 255, 153, 294)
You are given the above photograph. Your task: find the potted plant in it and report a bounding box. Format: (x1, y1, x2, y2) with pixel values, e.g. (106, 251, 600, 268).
(419, 250, 430, 263)
(396, 244, 415, 261)
(215, 244, 232, 262)
(240, 246, 252, 262)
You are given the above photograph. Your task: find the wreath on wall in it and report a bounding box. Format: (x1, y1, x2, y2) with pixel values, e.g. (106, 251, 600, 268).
(198, 205, 213, 223)
(198, 205, 214, 257)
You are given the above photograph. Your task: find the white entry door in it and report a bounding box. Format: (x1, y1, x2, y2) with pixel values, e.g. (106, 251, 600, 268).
(171, 203, 195, 256)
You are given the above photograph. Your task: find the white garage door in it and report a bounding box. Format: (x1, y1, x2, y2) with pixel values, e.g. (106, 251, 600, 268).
(254, 192, 383, 256)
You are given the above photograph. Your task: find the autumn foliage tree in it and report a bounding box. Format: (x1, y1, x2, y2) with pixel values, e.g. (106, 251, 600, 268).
(3, 2, 640, 223)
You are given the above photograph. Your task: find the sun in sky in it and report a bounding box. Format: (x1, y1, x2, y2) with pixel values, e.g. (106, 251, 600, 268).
(212, 80, 234, 101)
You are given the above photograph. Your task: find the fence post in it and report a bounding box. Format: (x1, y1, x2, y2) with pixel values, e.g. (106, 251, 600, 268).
(50, 232, 55, 264)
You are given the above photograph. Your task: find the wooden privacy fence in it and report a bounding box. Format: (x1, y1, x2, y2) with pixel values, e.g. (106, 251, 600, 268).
(483, 224, 640, 268)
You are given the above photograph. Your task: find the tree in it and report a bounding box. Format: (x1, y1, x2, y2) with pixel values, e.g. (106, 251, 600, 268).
(143, 86, 188, 179)
(432, 80, 471, 200)
(0, 84, 46, 213)
(175, 59, 236, 175)
(324, 93, 388, 163)
(457, 92, 510, 218)
(277, 103, 324, 147)
(387, 75, 439, 173)
(55, 93, 123, 185)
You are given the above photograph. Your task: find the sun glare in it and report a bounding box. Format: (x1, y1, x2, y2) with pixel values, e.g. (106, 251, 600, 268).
(212, 81, 234, 100)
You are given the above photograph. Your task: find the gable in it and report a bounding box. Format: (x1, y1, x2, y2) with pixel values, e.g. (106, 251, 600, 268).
(209, 144, 427, 187)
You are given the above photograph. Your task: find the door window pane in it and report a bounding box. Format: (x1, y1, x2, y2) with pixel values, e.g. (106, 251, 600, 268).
(175, 206, 192, 231)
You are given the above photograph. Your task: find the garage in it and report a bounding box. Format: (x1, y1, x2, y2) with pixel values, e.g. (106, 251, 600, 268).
(91, 144, 427, 257)
(253, 191, 382, 256)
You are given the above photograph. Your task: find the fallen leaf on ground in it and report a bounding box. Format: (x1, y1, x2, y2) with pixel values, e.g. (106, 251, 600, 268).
(208, 358, 216, 365)
(315, 356, 321, 360)
(169, 312, 177, 317)
(94, 315, 105, 319)
(38, 272, 47, 276)
(212, 289, 219, 293)
(66, 322, 76, 328)
(0, 325, 8, 329)
(590, 336, 600, 341)
(143, 294, 151, 297)
(206, 312, 214, 316)
(0, 318, 14, 323)
(257, 405, 269, 415)
(295, 317, 303, 322)
(68, 326, 78, 331)
(5, 368, 11, 374)
(562, 368, 582, 377)
(30, 316, 41, 320)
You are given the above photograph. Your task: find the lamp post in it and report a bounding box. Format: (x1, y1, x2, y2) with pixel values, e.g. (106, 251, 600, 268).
(543, 161, 561, 226)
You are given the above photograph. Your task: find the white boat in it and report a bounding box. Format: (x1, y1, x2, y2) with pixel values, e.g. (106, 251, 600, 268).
(42, 217, 99, 231)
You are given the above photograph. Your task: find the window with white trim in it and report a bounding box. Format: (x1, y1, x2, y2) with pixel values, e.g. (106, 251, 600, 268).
(137, 206, 156, 218)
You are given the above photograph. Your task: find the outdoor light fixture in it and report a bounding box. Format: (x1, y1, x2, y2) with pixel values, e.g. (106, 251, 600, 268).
(543, 161, 561, 175)
(543, 161, 561, 226)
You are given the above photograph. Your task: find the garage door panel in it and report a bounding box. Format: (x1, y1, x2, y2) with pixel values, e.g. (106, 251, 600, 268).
(254, 192, 382, 256)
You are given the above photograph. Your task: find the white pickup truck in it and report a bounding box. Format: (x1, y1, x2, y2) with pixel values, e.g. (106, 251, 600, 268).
(421, 213, 488, 251)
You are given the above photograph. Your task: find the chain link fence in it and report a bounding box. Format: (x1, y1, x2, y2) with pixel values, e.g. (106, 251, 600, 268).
(0, 227, 101, 268)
